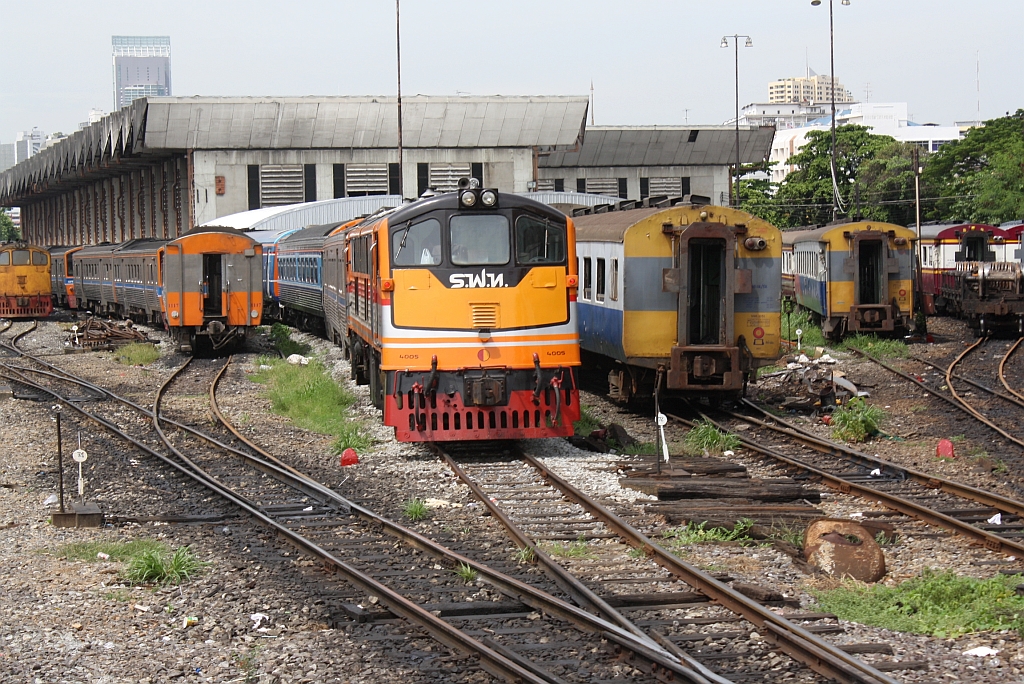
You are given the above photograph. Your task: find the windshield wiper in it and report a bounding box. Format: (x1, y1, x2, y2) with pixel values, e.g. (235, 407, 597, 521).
(393, 224, 411, 260)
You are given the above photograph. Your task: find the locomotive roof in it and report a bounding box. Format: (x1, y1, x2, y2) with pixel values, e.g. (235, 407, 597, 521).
(0, 241, 47, 251)
(366, 191, 568, 228)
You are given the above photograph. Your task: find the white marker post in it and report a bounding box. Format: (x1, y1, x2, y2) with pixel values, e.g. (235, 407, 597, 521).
(72, 433, 88, 504)
(795, 328, 803, 352)
(657, 413, 670, 463)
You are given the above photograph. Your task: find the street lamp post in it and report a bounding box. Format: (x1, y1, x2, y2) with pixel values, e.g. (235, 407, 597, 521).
(721, 35, 752, 207)
(811, 0, 850, 221)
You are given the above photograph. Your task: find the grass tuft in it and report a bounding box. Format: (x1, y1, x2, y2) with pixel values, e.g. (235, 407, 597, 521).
(113, 343, 160, 366)
(830, 397, 886, 443)
(454, 562, 478, 583)
(573, 404, 602, 436)
(403, 498, 429, 521)
(812, 570, 1024, 637)
(252, 356, 370, 453)
(663, 519, 757, 546)
(123, 545, 208, 586)
(683, 419, 740, 456)
(514, 546, 536, 564)
(547, 535, 594, 559)
(841, 334, 908, 359)
(269, 323, 311, 356)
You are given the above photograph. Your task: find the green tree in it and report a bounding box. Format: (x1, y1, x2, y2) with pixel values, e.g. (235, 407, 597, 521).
(923, 110, 1024, 223)
(774, 125, 895, 227)
(738, 167, 788, 228)
(852, 140, 921, 227)
(0, 211, 18, 242)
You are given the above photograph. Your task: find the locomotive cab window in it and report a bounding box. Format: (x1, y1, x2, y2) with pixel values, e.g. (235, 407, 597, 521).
(32, 251, 48, 266)
(392, 218, 441, 266)
(0, 252, 8, 266)
(515, 215, 566, 265)
(451, 215, 509, 266)
(12, 250, 30, 266)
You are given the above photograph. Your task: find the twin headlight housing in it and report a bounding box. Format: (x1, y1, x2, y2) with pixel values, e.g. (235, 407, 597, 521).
(457, 178, 499, 209)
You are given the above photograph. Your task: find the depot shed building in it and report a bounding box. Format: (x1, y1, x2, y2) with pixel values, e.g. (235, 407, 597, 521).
(0, 95, 590, 246)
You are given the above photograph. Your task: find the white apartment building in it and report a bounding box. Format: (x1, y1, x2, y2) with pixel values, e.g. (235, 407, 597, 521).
(768, 72, 854, 105)
(766, 103, 962, 183)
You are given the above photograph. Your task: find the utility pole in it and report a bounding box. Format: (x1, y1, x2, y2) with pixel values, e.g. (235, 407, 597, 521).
(396, 0, 404, 198)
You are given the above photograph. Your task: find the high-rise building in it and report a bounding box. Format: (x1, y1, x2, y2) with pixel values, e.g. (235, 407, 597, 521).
(0, 144, 14, 173)
(14, 128, 44, 163)
(112, 36, 172, 110)
(768, 72, 854, 105)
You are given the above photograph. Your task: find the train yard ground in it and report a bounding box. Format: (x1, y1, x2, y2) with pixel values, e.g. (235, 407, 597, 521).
(4, 318, 1024, 682)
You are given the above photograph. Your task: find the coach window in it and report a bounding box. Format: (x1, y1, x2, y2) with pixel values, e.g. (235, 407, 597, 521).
(515, 215, 566, 264)
(392, 218, 441, 266)
(451, 215, 510, 266)
(610, 259, 619, 301)
(12, 250, 29, 265)
(596, 258, 606, 303)
(583, 257, 592, 300)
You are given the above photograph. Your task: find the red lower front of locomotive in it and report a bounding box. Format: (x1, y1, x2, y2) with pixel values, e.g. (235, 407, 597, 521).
(385, 367, 580, 442)
(0, 294, 54, 318)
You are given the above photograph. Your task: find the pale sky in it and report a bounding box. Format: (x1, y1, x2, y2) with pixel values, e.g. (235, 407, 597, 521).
(1, 0, 1020, 142)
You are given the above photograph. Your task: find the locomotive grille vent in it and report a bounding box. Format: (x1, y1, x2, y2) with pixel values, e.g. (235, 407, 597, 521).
(471, 303, 498, 328)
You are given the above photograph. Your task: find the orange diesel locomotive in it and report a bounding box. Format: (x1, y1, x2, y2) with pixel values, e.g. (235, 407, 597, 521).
(324, 182, 581, 442)
(0, 242, 54, 318)
(72, 227, 263, 352)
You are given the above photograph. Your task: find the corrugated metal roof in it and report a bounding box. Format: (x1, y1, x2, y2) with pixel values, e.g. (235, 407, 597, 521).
(541, 126, 775, 168)
(1, 96, 588, 201)
(518, 191, 623, 208)
(200, 196, 404, 232)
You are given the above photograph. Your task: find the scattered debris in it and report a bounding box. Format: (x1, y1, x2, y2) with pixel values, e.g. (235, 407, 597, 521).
(65, 318, 148, 352)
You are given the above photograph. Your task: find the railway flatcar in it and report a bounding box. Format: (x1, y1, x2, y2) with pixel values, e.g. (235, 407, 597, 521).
(323, 181, 581, 442)
(0, 242, 53, 318)
(48, 245, 83, 308)
(784, 221, 915, 338)
(72, 227, 263, 352)
(573, 204, 781, 402)
(917, 223, 1009, 314)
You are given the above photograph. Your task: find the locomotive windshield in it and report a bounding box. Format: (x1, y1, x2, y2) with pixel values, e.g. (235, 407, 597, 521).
(450, 215, 510, 266)
(515, 215, 566, 264)
(392, 218, 442, 266)
(12, 250, 30, 265)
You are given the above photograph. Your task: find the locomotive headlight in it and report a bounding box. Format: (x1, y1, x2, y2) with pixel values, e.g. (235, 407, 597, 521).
(480, 189, 498, 207)
(743, 237, 768, 251)
(460, 190, 477, 207)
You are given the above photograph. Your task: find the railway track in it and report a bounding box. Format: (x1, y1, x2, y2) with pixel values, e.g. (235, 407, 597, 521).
(684, 399, 1024, 562)
(0, 323, 725, 684)
(436, 442, 905, 683)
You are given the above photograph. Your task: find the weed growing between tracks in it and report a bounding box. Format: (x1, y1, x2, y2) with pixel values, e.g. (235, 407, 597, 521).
(812, 570, 1024, 637)
(683, 420, 741, 455)
(841, 334, 909, 359)
(546, 535, 595, 559)
(663, 519, 757, 546)
(269, 323, 312, 356)
(403, 498, 429, 521)
(251, 355, 370, 453)
(112, 342, 160, 366)
(830, 397, 887, 443)
(55, 539, 208, 586)
(573, 404, 602, 436)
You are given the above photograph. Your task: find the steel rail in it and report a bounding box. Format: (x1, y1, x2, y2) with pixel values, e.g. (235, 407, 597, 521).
(998, 338, 1024, 403)
(5, 358, 544, 683)
(210, 366, 714, 684)
(517, 450, 899, 684)
(672, 409, 1024, 559)
(737, 398, 1024, 518)
(911, 349, 1024, 410)
(9, 343, 699, 680)
(944, 338, 1024, 451)
(852, 347, 1024, 452)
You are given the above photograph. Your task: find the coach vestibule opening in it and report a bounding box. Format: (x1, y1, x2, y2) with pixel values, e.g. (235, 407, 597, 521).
(960, 234, 992, 262)
(857, 239, 884, 305)
(688, 238, 725, 345)
(203, 254, 223, 315)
